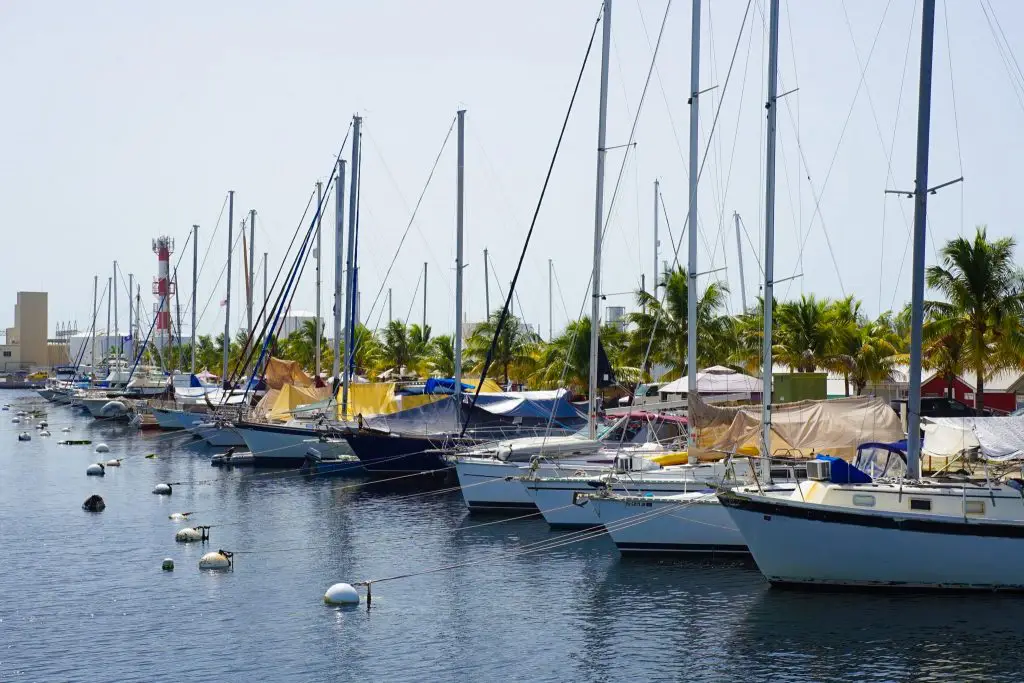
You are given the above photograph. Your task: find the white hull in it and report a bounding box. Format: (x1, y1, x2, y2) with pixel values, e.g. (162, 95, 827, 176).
(79, 396, 133, 419)
(236, 424, 353, 465)
(188, 422, 246, 447)
(593, 493, 748, 554)
(527, 478, 713, 528)
(721, 490, 1024, 590)
(455, 458, 624, 512)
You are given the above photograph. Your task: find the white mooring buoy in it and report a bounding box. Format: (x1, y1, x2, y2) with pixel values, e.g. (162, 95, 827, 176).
(12, 417, 20, 424)
(152, 483, 172, 495)
(61, 427, 72, 433)
(105, 459, 121, 467)
(86, 463, 105, 476)
(169, 512, 192, 522)
(198, 551, 232, 570)
(39, 430, 51, 437)
(95, 443, 110, 454)
(18, 432, 31, 441)
(175, 527, 204, 543)
(323, 583, 360, 606)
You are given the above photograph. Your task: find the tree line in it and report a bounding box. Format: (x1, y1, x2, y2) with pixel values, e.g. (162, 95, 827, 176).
(148, 227, 1024, 412)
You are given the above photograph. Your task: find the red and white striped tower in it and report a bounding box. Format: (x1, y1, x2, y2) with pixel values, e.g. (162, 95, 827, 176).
(152, 236, 175, 350)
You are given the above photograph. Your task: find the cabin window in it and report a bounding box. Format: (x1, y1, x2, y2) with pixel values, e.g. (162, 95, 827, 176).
(1, 351, 10, 357)
(909, 498, 932, 511)
(852, 494, 876, 507)
(964, 500, 985, 515)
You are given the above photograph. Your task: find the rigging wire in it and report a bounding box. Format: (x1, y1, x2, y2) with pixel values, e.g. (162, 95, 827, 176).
(943, 0, 964, 238)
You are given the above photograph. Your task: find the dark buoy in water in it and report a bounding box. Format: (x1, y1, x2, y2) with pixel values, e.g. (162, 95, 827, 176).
(18, 432, 30, 441)
(95, 443, 110, 454)
(82, 495, 105, 512)
(86, 463, 105, 476)
(162, 558, 175, 571)
(153, 483, 172, 495)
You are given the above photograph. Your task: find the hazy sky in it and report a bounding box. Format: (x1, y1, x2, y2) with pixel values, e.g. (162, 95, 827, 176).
(2, 0, 1023, 342)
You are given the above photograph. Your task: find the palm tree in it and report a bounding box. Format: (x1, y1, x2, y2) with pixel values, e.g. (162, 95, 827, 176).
(847, 316, 902, 395)
(626, 266, 732, 376)
(774, 294, 841, 373)
(465, 311, 539, 386)
(282, 319, 326, 373)
(426, 334, 455, 377)
(350, 323, 381, 377)
(195, 335, 221, 374)
(533, 318, 592, 392)
(925, 226, 1024, 411)
(378, 320, 416, 371)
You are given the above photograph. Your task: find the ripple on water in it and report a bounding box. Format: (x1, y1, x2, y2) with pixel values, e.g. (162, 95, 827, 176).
(4, 391, 1024, 682)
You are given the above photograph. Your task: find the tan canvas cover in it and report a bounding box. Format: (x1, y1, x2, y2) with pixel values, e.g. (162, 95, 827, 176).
(689, 394, 905, 460)
(264, 357, 313, 390)
(254, 388, 281, 418)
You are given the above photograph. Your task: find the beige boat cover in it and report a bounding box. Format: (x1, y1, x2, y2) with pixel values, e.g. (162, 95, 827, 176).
(264, 357, 313, 390)
(689, 394, 905, 460)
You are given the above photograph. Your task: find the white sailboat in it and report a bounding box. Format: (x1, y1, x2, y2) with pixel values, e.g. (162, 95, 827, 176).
(716, 0, 1024, 591)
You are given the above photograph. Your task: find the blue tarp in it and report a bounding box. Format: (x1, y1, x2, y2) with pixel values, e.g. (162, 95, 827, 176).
(424, 378, 473, 395)
(815, 454, 873, 484)
(471, 390, 584, 421)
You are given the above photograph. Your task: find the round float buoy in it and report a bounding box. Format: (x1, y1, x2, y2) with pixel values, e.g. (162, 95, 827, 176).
(82, 494, 105, 512)
(38, 421, 47, 429)
(175, 527, 203, 543)
(323, 583, 360, 605)
(162, 558, 175, 571)
(11, 417, 20, 424)
(198, 551, 232, 570)
(99, 400, 128, 418)
(105, 459, 121, 467)
(153, 483, 172, 495)
(86, 463, 105, 476)
(18, 432, 31, 441)
(39, 430, 51, 437)
(169, 512, 192, 522)
(95, 443, 110, 454)
(61, 427, 71, 433)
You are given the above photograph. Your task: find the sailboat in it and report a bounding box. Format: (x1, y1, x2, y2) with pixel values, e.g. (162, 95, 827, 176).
(714, 0, 1024, 590)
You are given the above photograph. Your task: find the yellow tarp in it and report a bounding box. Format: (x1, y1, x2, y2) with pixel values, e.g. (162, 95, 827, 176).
(334, 383, 449, 420)
(264, 357, 313, 390)
(266, 383, 332, 422)
(469, 378, 503, 394)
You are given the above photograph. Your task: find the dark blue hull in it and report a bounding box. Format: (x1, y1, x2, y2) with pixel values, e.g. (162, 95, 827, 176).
(342, 431, 468, 476)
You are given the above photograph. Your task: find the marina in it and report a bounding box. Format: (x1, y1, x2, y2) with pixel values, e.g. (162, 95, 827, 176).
(7, 0, 1024, 679)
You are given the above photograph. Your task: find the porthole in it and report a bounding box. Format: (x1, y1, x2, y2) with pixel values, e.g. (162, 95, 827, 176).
(910, 498, 932, 511)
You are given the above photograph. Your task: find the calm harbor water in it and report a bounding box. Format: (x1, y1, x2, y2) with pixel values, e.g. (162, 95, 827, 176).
(3, 389, 1024, 682)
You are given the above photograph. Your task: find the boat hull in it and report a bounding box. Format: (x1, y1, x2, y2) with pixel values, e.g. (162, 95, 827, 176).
(593, 493, 748, 554)
(187, 421, 246, 447)
(455, 459, 539, 512)
(342, 431, 462, 475)
(528, 478, 711, 529)
(719, 491, 1024, 590)
(236, 423, 359, 470)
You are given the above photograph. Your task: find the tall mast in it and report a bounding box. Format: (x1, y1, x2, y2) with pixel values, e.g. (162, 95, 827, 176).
(388, 288, 393, 322)
(906, 0, 937, 480)
(454, 109, 466, 407)
(484, 248, 490, 317)
(653, 179, 660, 290)
(173, 267, 183, 369)
(332, 159, 346, 390)
(548, 258, 553, 342)
(106, 276, 111, 362)
(91, 275, 98, 376)
(113, 261, 119, 358)
(135, 284, 140, 359)
(315, 181, 323, 380)
(686, 0, 702, 463)
(341, 115, 361, 416)
(588, 0, 612, 439)
(191, 224, 198, 376)
(223, 190, 234, 389)
(248, 209, 256, 338)
(760, 0, 780, 457)
(262, 253, 268, 313)
(128, 273, 133, 355)
(734, 211, 748, 312)
(422, 262, 428, 332)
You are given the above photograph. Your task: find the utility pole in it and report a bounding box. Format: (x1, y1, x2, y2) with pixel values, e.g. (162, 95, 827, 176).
(223, 190, 234, 389)
(734, 212, 748, 313)
(315, 181, 323, 380)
